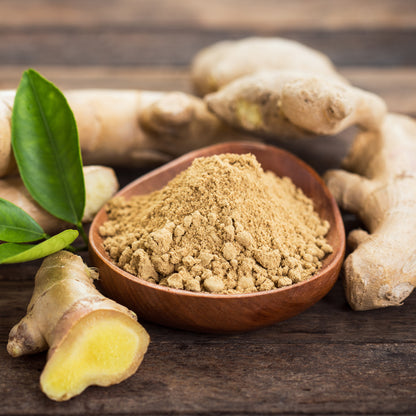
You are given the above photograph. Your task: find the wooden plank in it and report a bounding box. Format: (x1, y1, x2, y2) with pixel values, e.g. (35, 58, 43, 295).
(2, 0, 416, 30)
(0, 28, 414, 67)
(0, 329, 415, 414)
(0, 66, 415, 117)
(1, 278, 415, 414)
(0, 66, 191, 92)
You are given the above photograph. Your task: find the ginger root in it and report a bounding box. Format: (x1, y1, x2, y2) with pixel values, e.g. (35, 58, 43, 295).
(0, 90, 16, 177)
(0, 165, 119, 234)
(0, 89, 247, 178)
(324, 114, 416, 310)
(7, 250, 150, 401)
(191, 37, 347, 96)
(205, 71, 387, 140)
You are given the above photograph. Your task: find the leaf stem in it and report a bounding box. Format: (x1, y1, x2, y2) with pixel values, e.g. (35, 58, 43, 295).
(65, 244, 77, 253)
(77, 223, 89, 247)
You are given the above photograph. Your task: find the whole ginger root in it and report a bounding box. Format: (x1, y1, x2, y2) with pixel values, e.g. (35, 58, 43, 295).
(0, 89, 247, 178)
(205, 70, 387, 140)
(324, 114, 416, 310)
(191, 37, 347, 96)
(7, 250, 150, 401)
(0, 165, 119, 234)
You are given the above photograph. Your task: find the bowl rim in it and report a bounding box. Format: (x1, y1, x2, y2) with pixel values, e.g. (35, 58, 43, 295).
(89, 141, 346, 300)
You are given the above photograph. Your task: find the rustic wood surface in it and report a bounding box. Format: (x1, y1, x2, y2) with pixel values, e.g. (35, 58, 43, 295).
(0, 1, 415, 415)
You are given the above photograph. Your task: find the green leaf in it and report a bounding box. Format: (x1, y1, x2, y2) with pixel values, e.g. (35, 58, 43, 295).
(0, 229, 79, 264)
(0, 198, 46, 242)
(11, 69, 85, 226)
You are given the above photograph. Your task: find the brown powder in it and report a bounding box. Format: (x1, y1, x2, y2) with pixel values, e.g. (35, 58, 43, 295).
(99, 153, 332, 294)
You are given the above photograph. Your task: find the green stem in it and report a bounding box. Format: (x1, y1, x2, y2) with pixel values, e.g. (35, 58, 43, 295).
(76, 223, 89, 247)
(66, 244, 77, 253)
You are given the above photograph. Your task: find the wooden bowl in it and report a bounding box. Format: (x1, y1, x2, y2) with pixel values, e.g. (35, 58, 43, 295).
(89, 142, 345, 333)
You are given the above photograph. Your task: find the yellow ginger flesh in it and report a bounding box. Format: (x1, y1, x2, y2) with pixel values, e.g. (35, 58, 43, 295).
(40, 310, 145, 401)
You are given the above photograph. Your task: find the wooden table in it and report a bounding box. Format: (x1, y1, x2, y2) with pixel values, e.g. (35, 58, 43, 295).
(1, 1, 415, 415)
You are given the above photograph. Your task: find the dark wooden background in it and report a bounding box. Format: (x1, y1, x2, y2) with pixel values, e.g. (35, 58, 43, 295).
(0, 1, 415, 415)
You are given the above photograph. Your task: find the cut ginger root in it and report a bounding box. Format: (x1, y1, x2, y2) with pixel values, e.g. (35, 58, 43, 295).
(40, 311, 144, 401)
(0, 165, 119, 234)
(324, 114, 416, 310)
(205, 70, 387, 140)
(7, 250, 150, 401)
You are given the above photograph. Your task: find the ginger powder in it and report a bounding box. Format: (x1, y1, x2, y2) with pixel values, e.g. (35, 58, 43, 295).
(99, 153, 332, 294)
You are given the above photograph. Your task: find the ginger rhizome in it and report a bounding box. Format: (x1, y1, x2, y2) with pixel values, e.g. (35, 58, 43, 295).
(324, 114, 416, 310)
(191, 37, 386, 140)
(0, 90, 15, 177)
(191, 37, 347, 96)
(0, 89, 247, 178)
(205, 71, 386, 140)
(99, 154, 332, 294)
(7, 250, 150, 401)
(0, 165, 119, 234)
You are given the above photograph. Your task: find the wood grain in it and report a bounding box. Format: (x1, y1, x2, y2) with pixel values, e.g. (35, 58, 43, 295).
(1, 278, 415, 415)
(0, 28, 415, 67)
(2, 0, 416, 30)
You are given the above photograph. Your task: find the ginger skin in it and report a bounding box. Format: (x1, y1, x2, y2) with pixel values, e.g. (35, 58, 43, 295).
(0, 165, 119, 234)
(324, 114, 416, 310)
(191, 37, 347, 96)
(205, 71, 386, 140)
(0, 89, 247, 178)
(7, 251, 150, 401)
(0, 91, 16, 177)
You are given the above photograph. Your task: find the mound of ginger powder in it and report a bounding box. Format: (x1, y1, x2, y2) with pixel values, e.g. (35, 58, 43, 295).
(99, 153, 333, 294)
